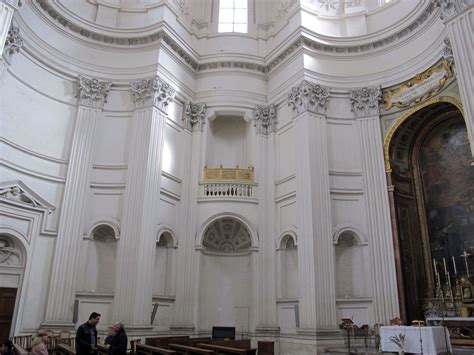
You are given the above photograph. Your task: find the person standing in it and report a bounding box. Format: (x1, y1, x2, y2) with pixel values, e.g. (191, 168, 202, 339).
(76, 312, 100, 355)
(30, 332, 49, 355)
(107, 323, 127, 355)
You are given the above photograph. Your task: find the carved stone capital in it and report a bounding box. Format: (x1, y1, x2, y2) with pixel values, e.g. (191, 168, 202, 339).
(350, 87, 382, 118)
(76, 76, 111, 109)
(254, 104, 277, 134)
(443, 37, 454, 63)
(3, 25, 23, 57)
(130, 77, 176, 110)
(287, 80, 329, 116)
(183, 101, 206, 131)
(433, 0, 474, 22)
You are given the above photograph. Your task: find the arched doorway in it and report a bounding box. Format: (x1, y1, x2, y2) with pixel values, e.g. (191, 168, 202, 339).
(0, 233, 26, 340)
(197, 217, 254, 336)
(386, 100, 474, 322)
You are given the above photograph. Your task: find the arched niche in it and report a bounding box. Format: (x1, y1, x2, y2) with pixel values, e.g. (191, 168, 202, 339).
(386, 100, 472, 322)
(334, 230, 369, 299)
(197, 216, 255, 335)
(153, 231, 175, 297)
(81, 223, 118, 293)
(276, 234, 299, 300)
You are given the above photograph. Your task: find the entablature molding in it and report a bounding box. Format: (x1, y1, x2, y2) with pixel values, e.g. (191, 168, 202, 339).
(31, 0, 439, 77)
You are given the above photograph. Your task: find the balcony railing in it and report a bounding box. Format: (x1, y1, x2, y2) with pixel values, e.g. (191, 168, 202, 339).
(201, 166, 256, 199)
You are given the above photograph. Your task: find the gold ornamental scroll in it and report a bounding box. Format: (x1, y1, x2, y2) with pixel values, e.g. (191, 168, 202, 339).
(384, 59, 454, 111)
(204, 166, 254, 183)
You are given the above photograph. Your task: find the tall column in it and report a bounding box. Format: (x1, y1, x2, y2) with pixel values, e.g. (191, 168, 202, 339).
(435, 0, 474, 159)
(171, 101, 206, 332)
(254, 105, 279, 333)
(44, 76, 111, 328)
(113, 77, 175, 329)
(287, 80, 337, 331)
(351, 87, 400, 323)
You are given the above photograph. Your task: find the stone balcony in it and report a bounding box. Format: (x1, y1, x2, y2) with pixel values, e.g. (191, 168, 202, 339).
(199, 166, 257, 200)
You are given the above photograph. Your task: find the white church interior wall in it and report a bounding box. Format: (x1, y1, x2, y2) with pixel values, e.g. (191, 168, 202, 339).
(275, 124, 295, 181)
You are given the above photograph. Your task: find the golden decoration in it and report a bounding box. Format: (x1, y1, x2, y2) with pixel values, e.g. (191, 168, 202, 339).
(204, 166, 254, 182)
(383, 96, 464, 172)
(384, 59, 454, 110)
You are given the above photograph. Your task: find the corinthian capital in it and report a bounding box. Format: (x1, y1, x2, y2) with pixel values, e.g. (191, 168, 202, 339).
(254, 104, 277, 134)
(350, 87, 382, 118)
(76, 76, 111, 109)
(3, 25, 23, 57)
(287, 80, 329, 116)
(130, 77, 176, 110)
(433, 0, 474, 22)
(183, 102, 206, 131)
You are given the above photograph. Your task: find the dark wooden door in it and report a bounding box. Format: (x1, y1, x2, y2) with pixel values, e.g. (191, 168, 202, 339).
(0, 288, 17, 340)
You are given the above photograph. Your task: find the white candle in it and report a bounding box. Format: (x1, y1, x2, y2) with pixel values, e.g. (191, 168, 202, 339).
(452, 256, 457, 275)
(447, 271, 452, 288)
(443, 258, 448, 274)
(436, 272, 441, 288)
(433, 258, 438, 275)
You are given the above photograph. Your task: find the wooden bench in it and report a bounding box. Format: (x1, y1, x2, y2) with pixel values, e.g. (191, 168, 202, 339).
(168, 338, 211, 347)
(168, 344, 215, 354)
(136, 343, 177, 355)
(12, 343, 29, 355)
(197, 344, 256, 355)
(206, 340, 250, 349)
(56, 343, 76, 355)
(145, 336, 189, 348)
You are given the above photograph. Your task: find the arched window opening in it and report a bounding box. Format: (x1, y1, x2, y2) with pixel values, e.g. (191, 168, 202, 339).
(277, 235, 299, 300)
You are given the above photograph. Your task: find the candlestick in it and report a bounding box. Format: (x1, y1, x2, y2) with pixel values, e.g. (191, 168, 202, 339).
(452, 256, 457, 275)
(443, 258, 448, 274)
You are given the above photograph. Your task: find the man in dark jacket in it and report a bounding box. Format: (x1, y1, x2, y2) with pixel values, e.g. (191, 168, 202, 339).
(107, 323, 127, 355)
(76, 312, 101, 355)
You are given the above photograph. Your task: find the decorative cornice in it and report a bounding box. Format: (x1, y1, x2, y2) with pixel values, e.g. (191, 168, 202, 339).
(130, 77, 176, 110)
(183, 102, 206, 131)
(254, 104, 277, 134)
(433, 0, 474, 22)
(350, 87, 382, 118)
(76, 75, 111, 108)
(3, 25, 23, 57)
(34, 0, 437, 74)
(287, 80, 329, 115)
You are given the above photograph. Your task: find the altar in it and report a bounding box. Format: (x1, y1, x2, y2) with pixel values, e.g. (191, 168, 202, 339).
(380, 326, 452, 355)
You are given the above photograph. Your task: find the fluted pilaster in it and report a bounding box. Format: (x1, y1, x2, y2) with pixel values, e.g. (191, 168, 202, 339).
(435, 0, 474, 159)
(113, 76, 175, 328)
(255, 105, 278, 331)
(171, 102, 206, 330)
(44, 76, 111, 328)
(287, 80, 336, 330)
(352, 87, 400, 323)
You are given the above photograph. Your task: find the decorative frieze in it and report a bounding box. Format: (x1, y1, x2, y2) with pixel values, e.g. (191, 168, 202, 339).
(350, 87, 382, 118)
(433, 0, 474, 21)
(0, 235, 22, 266)
(287, 80, 329, 115)
(76, 76, 111, 109)
(183, 102, 206, 131)
(130, 77, 176, 110)
(254, 104, 277, 134)
(3, 25, 23, 57)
